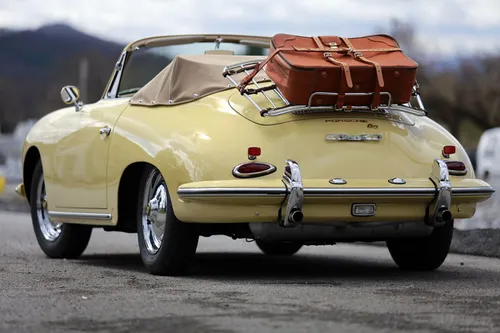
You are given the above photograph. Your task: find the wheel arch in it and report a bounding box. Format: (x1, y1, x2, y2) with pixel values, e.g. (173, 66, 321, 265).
(23, 146, 42, 204)
(114, 161, 157, 233)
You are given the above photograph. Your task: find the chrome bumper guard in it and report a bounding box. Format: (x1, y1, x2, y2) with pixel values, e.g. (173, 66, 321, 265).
(281, 160, 304, 228)
(425, 159, 453, 227)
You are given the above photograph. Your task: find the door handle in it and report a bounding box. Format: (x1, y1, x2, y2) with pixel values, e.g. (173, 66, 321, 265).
(99, 126, 111, 139)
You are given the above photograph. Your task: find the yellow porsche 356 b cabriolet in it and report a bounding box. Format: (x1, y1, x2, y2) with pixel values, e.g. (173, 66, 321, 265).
(16, 34, 494, 276)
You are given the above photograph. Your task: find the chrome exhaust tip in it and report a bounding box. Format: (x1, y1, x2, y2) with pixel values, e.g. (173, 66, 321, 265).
(436, 208, 452, 223)
(289, 209, 304, 223)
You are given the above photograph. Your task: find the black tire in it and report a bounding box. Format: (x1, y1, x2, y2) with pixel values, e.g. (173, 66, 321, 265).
(386, 219, 454, 271)
(255, 240, 303, 256)
(30, 161, 92, 259)
(137, 166, 199, 276)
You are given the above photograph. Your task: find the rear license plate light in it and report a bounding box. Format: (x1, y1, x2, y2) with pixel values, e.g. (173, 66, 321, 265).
(352, 204, 376, 217)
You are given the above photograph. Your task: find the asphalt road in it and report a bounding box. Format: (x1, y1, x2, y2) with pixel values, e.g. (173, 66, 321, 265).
(2, 211, 500, 333)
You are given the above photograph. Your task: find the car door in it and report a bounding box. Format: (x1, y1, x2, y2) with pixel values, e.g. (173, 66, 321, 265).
(51, 99, 128, 209)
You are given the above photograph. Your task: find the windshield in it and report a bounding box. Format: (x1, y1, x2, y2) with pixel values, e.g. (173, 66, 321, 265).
(117, 42, 269, 97)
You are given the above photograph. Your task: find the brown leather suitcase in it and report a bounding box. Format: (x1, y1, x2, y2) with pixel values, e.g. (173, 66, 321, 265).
(238, 33, 418, 109)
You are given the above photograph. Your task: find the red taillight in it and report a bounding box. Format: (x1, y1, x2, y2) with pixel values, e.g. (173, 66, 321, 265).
(445, 161, 467, 176)
(442, 145, 456, 157)
(233, 162, 276, 178)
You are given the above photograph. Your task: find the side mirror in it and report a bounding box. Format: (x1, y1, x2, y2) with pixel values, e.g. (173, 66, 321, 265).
(60, 85, 84, 111)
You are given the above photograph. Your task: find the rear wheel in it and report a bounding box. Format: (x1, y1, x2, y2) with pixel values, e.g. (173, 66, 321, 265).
(256, 240, 303, 256)
(137, 166, 199, 276)
(386, 219, 454, 271)
(30, 161, 92, 259)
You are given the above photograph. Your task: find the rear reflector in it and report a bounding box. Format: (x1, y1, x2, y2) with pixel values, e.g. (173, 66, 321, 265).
(442, 145, 456, 157)
(445, 161, 467, 176)
(248, 147, 261, 159)
(233, 162, 276, 178)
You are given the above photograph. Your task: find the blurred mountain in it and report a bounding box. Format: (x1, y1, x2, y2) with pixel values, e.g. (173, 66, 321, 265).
(0, 23, 123, 78)
(0, 24, 125, 133)
(0, 28, 10, 37)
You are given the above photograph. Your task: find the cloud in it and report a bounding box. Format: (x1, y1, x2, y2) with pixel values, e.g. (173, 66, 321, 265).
(1, 0, 499, 56)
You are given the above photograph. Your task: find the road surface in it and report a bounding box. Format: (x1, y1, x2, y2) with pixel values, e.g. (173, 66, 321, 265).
(1, 211, 500, 333)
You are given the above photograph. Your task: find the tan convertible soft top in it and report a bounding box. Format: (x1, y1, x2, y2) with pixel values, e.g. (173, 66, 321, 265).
(129, 54, 267, 106)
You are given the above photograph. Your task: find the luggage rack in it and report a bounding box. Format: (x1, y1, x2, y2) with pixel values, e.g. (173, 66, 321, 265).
(222, 60, 427, 117)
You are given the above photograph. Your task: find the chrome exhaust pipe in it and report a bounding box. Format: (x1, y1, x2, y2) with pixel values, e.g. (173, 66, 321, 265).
(436, 207, 452, 223)
(289, 208, 304, 223)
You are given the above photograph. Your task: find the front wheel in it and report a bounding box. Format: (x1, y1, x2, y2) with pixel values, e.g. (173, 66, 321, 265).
(137, 166, 199, 276)
(386, 219, 454, 271)
(30, 161, 92, 259)
(255, 240, 303, 256)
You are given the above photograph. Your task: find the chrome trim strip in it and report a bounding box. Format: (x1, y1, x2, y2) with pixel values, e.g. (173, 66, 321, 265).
(178, 187, 286, 197)
(48, 211, 112, 220)
(177, 186, 495, 197)
(449, 168, 468, 176)
(104, 51, 127, 99)
(452, 187, 495, 195)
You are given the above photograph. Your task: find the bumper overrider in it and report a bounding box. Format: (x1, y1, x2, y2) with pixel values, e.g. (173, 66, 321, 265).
(176, 159, 495, 226)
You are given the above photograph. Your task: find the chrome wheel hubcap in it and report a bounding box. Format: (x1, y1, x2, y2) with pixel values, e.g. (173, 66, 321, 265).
(142, 169, 167, 255)
(36, 175, 62, 241)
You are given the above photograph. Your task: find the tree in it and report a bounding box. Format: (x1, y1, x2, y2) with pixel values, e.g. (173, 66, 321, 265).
(378, 18, 500, 145)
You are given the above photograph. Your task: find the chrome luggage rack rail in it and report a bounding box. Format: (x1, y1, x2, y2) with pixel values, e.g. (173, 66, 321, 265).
(222, 60, 427, 117)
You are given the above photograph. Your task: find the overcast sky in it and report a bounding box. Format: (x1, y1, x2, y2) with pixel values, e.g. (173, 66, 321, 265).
(1, 0, 499, 57)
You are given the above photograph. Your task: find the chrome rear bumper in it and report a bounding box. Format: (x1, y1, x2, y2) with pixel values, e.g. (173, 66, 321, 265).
(176, 160, 495, 225)
(277, 158, 492, 228)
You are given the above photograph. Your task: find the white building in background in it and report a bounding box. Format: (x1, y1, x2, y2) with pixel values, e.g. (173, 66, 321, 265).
(0, 119, 37, 184)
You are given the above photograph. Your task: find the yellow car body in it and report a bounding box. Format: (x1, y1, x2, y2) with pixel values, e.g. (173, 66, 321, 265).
(15, 33, 495, 274)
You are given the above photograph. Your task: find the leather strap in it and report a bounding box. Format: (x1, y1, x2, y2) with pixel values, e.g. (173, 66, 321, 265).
(237, 47, 295, 92)
(313, 36, 351, 109)
(291, 46, 400, 53)
(342, 37, 385, 87)
(323, 52, 353, 109)
(340, 37, 385, 108)
(312, 36, 323, 49)
(322, 53, 354, 88)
